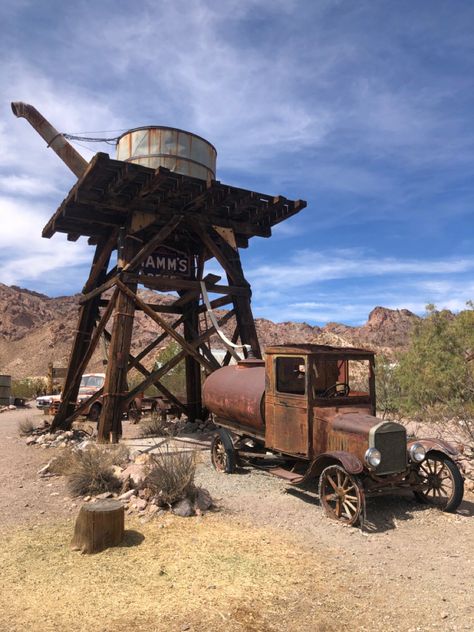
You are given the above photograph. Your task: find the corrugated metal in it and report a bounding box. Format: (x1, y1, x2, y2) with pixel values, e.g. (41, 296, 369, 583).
(0, 375, 12, 405)
(116, 126, 217, 181)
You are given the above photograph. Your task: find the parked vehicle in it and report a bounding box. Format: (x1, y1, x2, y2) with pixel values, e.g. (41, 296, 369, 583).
(50, 372, 175, 422)
(36, 393, 61, 410)
(203, 344, 464, 526)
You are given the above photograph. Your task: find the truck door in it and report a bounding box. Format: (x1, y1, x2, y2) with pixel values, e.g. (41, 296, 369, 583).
(265, 355, 309, 456)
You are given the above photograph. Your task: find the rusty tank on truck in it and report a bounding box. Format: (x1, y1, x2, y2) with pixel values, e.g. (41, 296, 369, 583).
(203, 344, 465, 526)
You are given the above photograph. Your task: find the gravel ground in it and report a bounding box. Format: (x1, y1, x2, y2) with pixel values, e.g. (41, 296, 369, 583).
(1, 405, 473, 631)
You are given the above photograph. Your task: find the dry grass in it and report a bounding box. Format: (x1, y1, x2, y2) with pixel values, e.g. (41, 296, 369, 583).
(145, 444, 196, 505)
(17, 417, 35, 436)
(140, 413, 176, 438)
(49, 444, 130, 481)
(46, 445, 128, 496)
(0, 514, 350, 632)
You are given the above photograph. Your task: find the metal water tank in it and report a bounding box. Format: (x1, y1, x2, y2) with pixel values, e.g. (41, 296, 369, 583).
(116, 126, 217, 181)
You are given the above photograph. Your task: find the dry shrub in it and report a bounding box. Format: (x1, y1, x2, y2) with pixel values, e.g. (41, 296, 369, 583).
(48, 448, 79, 476)
(145, 444, 196, 505)
(140, 413, 176, 438)
(67, 446, 122, 497)
(108, 443, 130, 466)
(18, 418, 35, 436)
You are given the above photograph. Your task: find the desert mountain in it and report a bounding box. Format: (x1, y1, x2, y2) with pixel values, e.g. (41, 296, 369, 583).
(0, 283, 420, 379)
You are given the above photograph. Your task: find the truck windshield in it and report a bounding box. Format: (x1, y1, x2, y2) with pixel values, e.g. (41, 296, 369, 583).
(310, 358, 371, 398)
(80, 375, 105, 388)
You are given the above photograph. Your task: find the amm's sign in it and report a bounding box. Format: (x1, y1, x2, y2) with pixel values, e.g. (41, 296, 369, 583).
(140, 246, 191, 278)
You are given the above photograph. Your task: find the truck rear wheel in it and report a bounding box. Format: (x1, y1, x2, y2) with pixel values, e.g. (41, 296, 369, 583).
(211, 429, 236, 474)
(88, 403, 101, 422)
(413, 453, 464, 513)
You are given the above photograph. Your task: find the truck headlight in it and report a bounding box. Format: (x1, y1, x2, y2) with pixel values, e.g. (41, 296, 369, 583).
(409, 443, 426, 463)
(365, 447, 381, 469)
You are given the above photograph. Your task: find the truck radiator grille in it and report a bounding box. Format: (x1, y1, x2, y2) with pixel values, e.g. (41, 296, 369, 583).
(373, 427, 407, 475)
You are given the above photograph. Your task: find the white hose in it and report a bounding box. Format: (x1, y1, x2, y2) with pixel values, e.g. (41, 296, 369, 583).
(200, 280, 251, 362)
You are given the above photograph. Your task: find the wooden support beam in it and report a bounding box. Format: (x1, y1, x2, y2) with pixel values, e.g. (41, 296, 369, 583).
(59, 288, 119, 409)
(98, 239, 138, 443)
(193, 223, 243, 285)
(135, 315, 185, 363)
(98, 299, 183, 314)
(196, 295, 233, 313)
(122, 273, 250, 296)
(51, 238, 113, 431)
(125, 309, 235, 405)
(115, 279, 215, 374)
(123, 215, 184, 272)
(80, 274, 120, 304)
(101, 329, 188, 417)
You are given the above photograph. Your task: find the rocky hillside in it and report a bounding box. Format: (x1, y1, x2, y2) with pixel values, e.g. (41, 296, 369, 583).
(0, 283, 420, 379)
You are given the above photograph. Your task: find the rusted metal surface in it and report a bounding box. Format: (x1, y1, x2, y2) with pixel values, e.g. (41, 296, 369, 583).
(409, 437, 460, 457)
(11, 102, 88, 178)
(206, 342, 465, 521)
(116, 126, 217, 181)
(203, 359, 265, 431)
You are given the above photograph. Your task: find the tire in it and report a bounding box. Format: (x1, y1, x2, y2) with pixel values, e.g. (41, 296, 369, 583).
(413, 453, 464, 513)
(318, 464, 364, 526)
(88, 403, 101, 422)
(128, 401, 141, 424)
(211, 429, 236, 474)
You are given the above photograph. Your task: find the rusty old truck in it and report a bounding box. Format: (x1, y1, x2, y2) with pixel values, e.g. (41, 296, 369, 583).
(203, 344, 464, 526)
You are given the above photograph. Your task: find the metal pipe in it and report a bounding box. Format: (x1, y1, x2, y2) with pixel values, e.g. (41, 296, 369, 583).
(11, 101, 88, 178)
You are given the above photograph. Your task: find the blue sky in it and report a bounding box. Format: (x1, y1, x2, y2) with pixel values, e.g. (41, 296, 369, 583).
(0, 0, 473, 325)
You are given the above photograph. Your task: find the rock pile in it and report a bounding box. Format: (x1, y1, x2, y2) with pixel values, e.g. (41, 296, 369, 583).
(24, 428, 91, 449)
(33, 437, 214, 519)
(178, 417, 217, 435)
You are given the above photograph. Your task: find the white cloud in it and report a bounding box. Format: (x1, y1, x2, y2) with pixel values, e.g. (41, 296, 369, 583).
(0, 195, 92, 286)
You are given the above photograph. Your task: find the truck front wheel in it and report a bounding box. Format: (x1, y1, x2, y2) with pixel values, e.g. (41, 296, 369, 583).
(318, 465, 364, 526)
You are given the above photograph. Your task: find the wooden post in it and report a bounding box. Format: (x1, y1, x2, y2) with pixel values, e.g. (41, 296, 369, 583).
(183, 298, 202, 422)
(51, 238, 114, 431)
(98, 238, 137, 443)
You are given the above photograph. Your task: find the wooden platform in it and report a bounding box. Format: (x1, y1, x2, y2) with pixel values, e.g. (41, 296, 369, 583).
(43, 152, 306, 247)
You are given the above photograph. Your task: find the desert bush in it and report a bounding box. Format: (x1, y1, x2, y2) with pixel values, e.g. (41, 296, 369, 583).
(375, 355, 402, 418)
(17, 418, 35, 436)
(140, 412, 176, 438)
(67, 446, 122, 497)
(381, 303, 474, 445)
(12, 377, 47, 399)
(48, 448, 79, 476)
(108, 443, 130, 466)
(153, 341, 186, 399)
(145, 444, 196, 505)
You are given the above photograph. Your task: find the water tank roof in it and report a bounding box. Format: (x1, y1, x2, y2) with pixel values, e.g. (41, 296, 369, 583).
(116, 126, 218, 155)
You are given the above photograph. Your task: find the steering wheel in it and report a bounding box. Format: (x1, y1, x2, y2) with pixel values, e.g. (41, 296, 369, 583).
(323, 382, 351, 398)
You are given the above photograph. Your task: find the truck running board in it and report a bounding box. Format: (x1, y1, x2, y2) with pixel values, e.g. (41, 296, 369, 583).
(267, 467, 304, 484)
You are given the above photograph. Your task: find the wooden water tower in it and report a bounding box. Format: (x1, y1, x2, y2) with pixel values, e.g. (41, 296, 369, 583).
(12, 103, 306, 442)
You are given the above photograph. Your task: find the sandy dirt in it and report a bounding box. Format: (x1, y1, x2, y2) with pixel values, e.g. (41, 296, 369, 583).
(1, 405, 473, 632)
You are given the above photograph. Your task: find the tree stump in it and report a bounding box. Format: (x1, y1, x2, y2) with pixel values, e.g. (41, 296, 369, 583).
(71, 500, 124, 554)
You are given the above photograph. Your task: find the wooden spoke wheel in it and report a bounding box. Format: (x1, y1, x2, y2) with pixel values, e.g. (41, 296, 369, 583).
(211, 430, 236, 474)
(88, 403, 101, 423)
(318, 465, 363, 526)
(414, 454, 464, 513)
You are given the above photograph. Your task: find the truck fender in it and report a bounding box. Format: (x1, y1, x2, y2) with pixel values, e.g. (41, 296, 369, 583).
(309, 451, 364, 478)
(408, 438, 461, 458)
